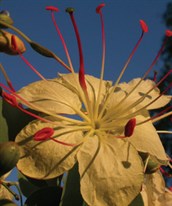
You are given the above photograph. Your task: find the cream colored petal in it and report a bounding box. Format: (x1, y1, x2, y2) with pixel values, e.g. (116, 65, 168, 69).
(77, 136, 144, 206)
(17, 78, 82, 115)
(0, 185, 13, 200)
(15, 119, 83, 179)
(165, 188, 172, 206)
(115, 78, 171, 110)
(144, 171, 166, 206)
(0, 171, 13, 200)
(59, 73, 111, 104)
(129, 115, 168, 163)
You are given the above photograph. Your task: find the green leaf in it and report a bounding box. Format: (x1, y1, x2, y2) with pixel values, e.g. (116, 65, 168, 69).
(60, 163, 83, 206)
(24, 186, 62, 206)
(0, 99, 35, 142)
(18, 171, 61, 198)
(129, 193, 144, 206)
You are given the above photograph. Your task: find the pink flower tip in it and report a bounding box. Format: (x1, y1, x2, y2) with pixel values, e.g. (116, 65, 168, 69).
(139, 20, 148, 33)
(45, 6, 59, 12)
(34, 127, 54, 141)
(165, 30, 172, 37)
(96, 3, 106, 13)
(124, 118, 136, 137)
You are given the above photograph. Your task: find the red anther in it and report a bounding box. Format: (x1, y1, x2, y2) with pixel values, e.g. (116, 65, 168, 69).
(124, 118, 136, 137)
(96, 3, 105, 13)
(2, 92, 18, 107)
(165, 30, 172, 37)
(11, 35, 18, 51)
(139, 20, 148, 33)
(34, 127, 54, 141)
(45, 6, 59, 12)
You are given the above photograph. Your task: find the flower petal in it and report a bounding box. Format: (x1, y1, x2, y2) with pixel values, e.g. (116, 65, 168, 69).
(59, 73, 112, 105)
(17, 78, 82, 115)
(15, 118, 83, 179)
(142, 171, 166, 206)
(77, 136, 144, 206)
(111, 78, 171, 110)
(129, 115, 168, 163)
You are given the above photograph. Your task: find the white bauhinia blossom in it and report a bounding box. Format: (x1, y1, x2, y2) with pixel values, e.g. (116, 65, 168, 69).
(0, 3, 172, 206)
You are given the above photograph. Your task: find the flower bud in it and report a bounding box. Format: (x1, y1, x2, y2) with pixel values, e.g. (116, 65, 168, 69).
(0, 141, 20, 177)
(0, 10, 14, 29)
(0, 30, 26, 55)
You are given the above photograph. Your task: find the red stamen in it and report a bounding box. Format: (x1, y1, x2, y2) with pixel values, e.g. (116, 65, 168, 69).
(96, 3, 105, 13)
(49, 137, 76, 147)
(66, 8, 87, 91)
(142, 32, 172, 80)
(139, 20, 148, 33)
(0, 84, 54, 123)
(33, 127, 76, 146)
(0, 64, 16, 92)
(165, 30, 172, 37)
(45, 6, 59, 12)
(124, 118, 136, 137)
(46, 5, 72, 73)
(11, 39, 46, 80)
(34, 127, 54, 141)
(11, 35, 18, 51)
(2, 92, 18, 107)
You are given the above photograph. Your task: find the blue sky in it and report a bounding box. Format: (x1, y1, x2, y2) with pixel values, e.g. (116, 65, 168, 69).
(0, 0, 171, 203)
(0, 0, 171, 90)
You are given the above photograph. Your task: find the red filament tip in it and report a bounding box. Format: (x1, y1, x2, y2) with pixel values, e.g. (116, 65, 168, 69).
(45, 6, 59, 12)
(124, 118, 136, 137)
(96, 3, 105, 13)
(2, 92, 18, 107)
(165, 30, 172, 37)
(66, 7, 87, 91)
(139, 20, 148, 33)
(34, 127, 54, 141)
(11, 35, 18, 51)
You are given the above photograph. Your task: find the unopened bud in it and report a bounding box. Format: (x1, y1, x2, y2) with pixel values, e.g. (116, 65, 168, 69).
(0, 30, 26, 55)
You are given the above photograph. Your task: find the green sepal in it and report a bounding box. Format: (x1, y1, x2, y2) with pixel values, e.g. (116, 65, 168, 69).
(129, 193, 144, 206)
(0, 99, 36, 142)
(0, 13, 13, 29)
(18, 171, 62, 198)
(30, 41, 54, 58)
(24, 186, 62, 206)
(60, 163, 83, 206)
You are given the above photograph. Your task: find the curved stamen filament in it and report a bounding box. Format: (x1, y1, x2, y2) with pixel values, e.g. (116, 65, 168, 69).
(94, 3, 106, 119)
(98, 20, 148, 120)
(157, 130, 172, 134)
(102, 69, 172, 122)
(46, 6, 74, 73)
(11, 35, 46, 80)
(0, 63, 15, 92)
(0, 83, 86, 125)
(66, 8, 94, 124)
